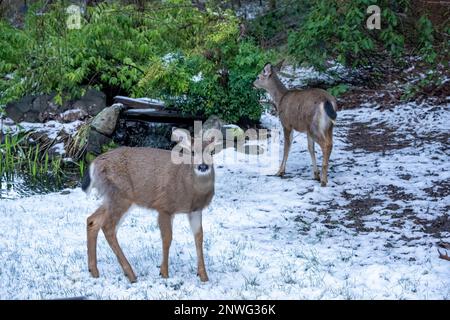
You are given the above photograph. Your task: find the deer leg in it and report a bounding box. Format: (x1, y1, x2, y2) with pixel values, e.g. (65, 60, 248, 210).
(102, 202, 136, 283)
(188, 211, 209, 282)
(158, 212, 173, 279)
(87, 206, 106, 278)
(307, 134, 320, 181)
(318, 140, 333, 187)
(276, 127, 293, 176)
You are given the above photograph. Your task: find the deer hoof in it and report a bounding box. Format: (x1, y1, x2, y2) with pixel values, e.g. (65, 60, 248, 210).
(275, 170, 285, 177)
(321, 180, 327, 187)
(313, 171, 320, 181)
(159, 271, 169, 279)
(125, 270, 137, 283)
(89, 268, 100, 278)
(198, 272, 209, 282)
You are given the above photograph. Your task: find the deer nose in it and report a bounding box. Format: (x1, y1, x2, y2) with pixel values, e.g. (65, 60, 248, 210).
(198, 164, 209, 172)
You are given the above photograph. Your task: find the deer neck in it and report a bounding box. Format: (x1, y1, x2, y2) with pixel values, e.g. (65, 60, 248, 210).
(192, 168, 215, 194)
(267, 74, 288, 112)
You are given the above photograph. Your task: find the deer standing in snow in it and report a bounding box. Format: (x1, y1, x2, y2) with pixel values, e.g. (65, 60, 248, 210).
(254, 63, 337, 186)
(82, 129, 216, 283)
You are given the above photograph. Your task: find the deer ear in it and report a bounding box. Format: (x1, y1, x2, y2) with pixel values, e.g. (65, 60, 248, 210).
(273, 59, 285, 71)
(263, 63, 273, 77)
(172, 128, 191, 150)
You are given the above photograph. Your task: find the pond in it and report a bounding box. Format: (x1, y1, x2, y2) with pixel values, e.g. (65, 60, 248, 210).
(0, 119, 182, 199)
(0, 173, 78, 199)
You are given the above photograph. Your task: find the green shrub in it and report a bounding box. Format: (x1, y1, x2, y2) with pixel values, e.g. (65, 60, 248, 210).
(247, 0, 311, 47)
(0, 0, 271, 123)
(287, 0, 407, 69)
(416, 15, 436, 64)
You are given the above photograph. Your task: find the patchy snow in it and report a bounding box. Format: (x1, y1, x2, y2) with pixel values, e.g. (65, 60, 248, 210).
(277, 62, 353, 89)
(134, 97, 165, 106)
(2, 119, 83, 140)
(0, 100, 449, 299)
(162, 52, 182, 66)
(191, 72, 203, 83)
(49, 142, 66, 155)
(60, 109, 84, 117)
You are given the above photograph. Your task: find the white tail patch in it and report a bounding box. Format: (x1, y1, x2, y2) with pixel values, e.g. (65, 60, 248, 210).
(319, 102, 332, 133)
(84, 163, 96, 195)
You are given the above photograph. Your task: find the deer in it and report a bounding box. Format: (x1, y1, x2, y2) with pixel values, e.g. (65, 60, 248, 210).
(81, 129, 216, 283)
(254, 63, 338, 186)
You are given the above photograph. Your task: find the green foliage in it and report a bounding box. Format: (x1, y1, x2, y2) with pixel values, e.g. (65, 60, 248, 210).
(101, 140, 119, 153)
(287, 0, 405, 69)
(401, 14, 443, 100)
(327, 84, 349, 97)
(247, 0, 311, 47)
(138, 41, 272, 123)
(0, 0, 270, 123)
(416, 15, 436, 64)
(0, 131, 64, 181)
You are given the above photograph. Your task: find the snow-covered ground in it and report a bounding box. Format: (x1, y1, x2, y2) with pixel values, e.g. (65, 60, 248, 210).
(2, 118, 83, 140)
(0, 100, 449, 299)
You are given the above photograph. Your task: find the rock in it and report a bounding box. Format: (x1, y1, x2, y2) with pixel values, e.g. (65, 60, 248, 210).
(60, 108, 88, 123)
(91, 104, 122, 136)
(31, 94, 52, 113)
(5, 95, 34, 122)
(4, 89, 107, 124)
(86, 129, 112, 156)
(72, 89, 106, 116)
(22, 110, 41, 123)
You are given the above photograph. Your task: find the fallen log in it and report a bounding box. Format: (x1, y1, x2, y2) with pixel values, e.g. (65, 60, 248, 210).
(115, 96, 205, 124)
(113, 96, 165, 110)
(122, 108, 205, 124)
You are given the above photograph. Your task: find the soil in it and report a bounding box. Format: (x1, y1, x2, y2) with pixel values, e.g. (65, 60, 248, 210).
(345, 121, 411, 152)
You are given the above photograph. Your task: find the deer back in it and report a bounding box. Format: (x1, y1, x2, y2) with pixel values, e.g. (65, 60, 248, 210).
(91, 147, 215, 214)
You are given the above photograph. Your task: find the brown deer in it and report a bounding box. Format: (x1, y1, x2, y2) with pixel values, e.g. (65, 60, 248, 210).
(81, 129, 216, 283)
(254, 63, 337, 186)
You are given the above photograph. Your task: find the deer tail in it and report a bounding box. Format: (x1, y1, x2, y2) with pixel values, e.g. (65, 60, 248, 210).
(81, 163, 95, 195)
(323, 100, 337, 125)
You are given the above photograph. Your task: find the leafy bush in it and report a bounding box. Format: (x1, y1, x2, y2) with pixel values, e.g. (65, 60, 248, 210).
(246, 0, 311, 48)
(416, 15, 436, 64)
(287, 0, 408, 69)
(0, 0, 272, 123)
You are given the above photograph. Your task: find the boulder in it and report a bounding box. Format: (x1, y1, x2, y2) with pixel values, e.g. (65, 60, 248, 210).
(72, 89, 106, 116)
(4, 89, 107, 124)
(91, 103, 122, 136)
(86, 129, 112, 156)
(60, 108, 88, 123)
(31, 94, 52, 113)
(22, 110, 41, 123)
(5, 95, 34, 122)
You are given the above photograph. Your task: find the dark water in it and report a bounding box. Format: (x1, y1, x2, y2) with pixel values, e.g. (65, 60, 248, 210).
(1, 119, 192, 199)
(1, 121, 178, 199)
(113, 119, 189, 149)
(0, 174, 78, 200)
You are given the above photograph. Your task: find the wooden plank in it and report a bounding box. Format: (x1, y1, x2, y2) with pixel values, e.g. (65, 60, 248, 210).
(113, 96, 165, 110)
(123, 109, 205, 124)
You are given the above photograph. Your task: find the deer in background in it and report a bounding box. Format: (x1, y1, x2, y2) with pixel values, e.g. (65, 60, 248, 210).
(254, 63, 337, 186)
(82, 130, 216, 283)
